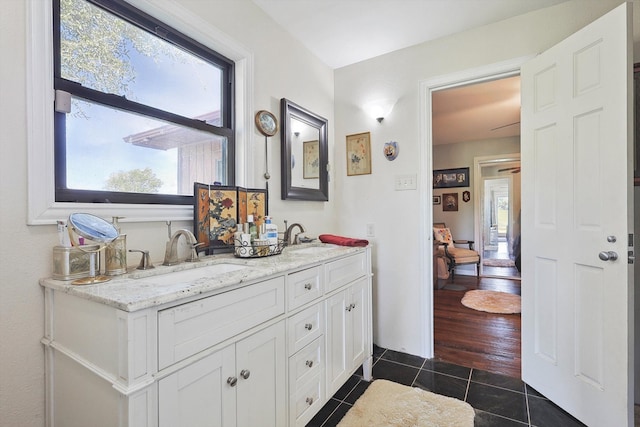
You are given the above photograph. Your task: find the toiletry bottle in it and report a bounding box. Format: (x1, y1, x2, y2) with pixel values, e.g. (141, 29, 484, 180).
(247, 215, 258, 242)
(57, 220, 72, 247)
(265, 216, 278, 249)
(105, 217, 127, 275)
(234, 224, 244, 252)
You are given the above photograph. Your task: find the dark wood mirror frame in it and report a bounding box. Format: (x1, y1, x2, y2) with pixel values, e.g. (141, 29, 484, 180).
(280, 98, 329, 201)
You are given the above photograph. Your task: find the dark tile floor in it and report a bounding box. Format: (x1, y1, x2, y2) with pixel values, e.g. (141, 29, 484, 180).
(306, 345, 586, 427)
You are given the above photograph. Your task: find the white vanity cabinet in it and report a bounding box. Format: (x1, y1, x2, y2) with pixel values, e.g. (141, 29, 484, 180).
(41, 245, 372, 427)
(159, 321, 286, 427)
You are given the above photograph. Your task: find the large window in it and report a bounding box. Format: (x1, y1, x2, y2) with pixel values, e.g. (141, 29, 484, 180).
(53, 0, 234, 205)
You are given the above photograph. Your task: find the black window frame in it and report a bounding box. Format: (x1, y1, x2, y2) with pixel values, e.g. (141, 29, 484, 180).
(52, 0, 235, 205)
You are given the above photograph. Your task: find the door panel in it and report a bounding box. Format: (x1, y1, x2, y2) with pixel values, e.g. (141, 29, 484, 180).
(236, 322, 286, 427)
(521, 3, 633, 426)
(158, 345, 236, 427)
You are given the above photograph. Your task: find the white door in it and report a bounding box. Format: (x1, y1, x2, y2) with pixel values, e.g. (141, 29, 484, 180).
(521, 3, 633, 426)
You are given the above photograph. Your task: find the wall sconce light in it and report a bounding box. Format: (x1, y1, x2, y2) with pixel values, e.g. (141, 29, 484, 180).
(364, 99, 396, 124)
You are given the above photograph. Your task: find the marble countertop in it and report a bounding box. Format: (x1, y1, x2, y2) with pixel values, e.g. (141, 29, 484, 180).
(40, 243, 366, 312)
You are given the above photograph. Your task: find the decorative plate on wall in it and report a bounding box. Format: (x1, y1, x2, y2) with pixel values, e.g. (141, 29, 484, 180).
(255, 110, 278, 136)
(383, 141, 399, 161)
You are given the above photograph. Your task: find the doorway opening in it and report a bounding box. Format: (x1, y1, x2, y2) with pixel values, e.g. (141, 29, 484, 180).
(430, 73, 522, 376)
(474, 155, 521, 280)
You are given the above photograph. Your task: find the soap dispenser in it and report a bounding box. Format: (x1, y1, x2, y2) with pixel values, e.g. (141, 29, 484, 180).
(105, 216, 127, 275)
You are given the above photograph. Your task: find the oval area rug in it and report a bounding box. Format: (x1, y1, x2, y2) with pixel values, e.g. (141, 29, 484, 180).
(337, 379, 474, 427)
(461, 290, 521, 314)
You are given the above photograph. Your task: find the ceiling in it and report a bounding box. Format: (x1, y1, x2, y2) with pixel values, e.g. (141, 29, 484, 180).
(252, 0, 568, 69)
(252, 0, 567, 145)
(432, 75, 521, 145)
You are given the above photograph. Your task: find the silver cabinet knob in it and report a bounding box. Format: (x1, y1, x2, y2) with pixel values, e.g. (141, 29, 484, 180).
(304, 323, 313, 330)
(240, 369, 250, 380)
(227, 376, 237, 387)
(346, 305, 352, 312)
(599, 251, 619, 261)
(304, 283, 312, 290)
(306, 397, 314, 405)
(305, 360, 314, 368)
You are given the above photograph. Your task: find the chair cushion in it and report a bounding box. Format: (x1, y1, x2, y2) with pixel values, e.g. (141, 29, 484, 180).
(433, 227, 453, 245)
(436, 246, 480, 263)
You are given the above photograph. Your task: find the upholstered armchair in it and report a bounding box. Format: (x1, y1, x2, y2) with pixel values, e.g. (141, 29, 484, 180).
(433, 223, 480, 281)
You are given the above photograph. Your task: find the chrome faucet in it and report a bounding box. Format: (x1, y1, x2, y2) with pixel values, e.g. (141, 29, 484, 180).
(163, 229, 202, 266)
(283, 222, 306, 246)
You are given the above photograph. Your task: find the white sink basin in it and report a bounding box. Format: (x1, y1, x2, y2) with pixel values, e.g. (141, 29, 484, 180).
(288, 245, 341, 255)
(135, 263, 248, 285)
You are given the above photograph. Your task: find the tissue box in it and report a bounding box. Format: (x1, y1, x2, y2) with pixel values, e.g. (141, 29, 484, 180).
(52, 245, 100, 280)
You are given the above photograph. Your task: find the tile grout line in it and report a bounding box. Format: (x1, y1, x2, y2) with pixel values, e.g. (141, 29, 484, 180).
(410, 358, 428, 387)
(319, 401, 342, 427)
(524, 384, 533, 427)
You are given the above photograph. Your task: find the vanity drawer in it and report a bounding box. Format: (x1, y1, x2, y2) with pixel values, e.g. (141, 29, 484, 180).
(289, 337, 324, 389)
(158, 276, 285, 369)
(289, 372, 325, 427)
(287, 266, 323, 310)
(325, 252, 367, 293)
(287, 302, 324, 355)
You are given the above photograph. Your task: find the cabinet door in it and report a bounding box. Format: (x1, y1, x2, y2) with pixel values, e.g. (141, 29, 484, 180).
(158, 345, 236, 427)
(325, 278, 369, 397)
(347, 278, 367, 370)
(325, 289, 349, 396)
(236, 322, 286, 427)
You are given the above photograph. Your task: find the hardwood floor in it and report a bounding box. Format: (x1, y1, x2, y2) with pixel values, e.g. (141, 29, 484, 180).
(433, 274, 522, 378)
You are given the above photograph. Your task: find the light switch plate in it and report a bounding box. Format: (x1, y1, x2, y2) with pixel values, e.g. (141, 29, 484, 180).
(394, 174, 417, 191)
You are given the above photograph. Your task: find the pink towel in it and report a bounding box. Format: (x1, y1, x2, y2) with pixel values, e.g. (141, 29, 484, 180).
(318, 234, 369, 247)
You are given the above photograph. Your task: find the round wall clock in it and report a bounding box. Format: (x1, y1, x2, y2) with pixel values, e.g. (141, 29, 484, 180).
(255, 110, 278, 136)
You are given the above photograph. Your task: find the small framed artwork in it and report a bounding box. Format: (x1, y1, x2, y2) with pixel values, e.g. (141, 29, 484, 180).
(433, 167, 469, 188)
(303, 140, 320, 179)
(442, 193, 459, 211)
(346, 132, 372, 176)
(462, 190, 471, 202)
(433, 195, 441, 205)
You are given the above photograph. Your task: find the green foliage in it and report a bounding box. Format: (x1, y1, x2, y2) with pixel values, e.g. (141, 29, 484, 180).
(104, 168, 163, 193)
(60, 0, 192, 98)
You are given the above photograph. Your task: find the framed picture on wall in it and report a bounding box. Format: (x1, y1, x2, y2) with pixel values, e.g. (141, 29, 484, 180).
(346, 132, 372, 176)
(442, 193, 458, 211)
(433, 167, 469, 188)
(433, 195, 441, 205)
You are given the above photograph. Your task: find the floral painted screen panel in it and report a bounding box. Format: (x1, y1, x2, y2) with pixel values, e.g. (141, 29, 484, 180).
(246, 188, 268, 228)
(194, 183, 268, 254)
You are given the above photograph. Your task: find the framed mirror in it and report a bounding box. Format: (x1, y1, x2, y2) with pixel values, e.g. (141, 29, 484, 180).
(280, 98, 329, 201)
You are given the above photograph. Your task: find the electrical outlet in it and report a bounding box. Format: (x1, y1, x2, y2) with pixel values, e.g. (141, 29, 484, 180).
(366, 223, 375, 237)
(394, 174, 417, 191)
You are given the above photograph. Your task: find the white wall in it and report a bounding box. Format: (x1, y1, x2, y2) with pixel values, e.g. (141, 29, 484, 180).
(0, 1, 336, 425)
(334, 0, 638, 357)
